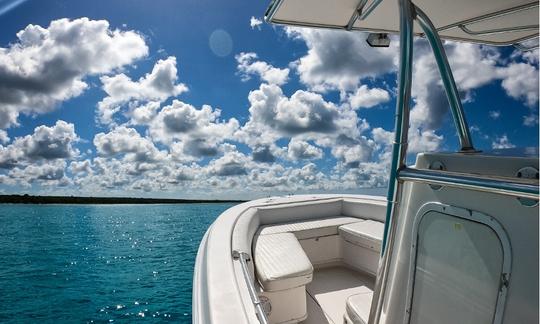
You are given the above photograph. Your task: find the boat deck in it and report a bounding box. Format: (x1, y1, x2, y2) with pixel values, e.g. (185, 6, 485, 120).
(303, 266, 375, 324)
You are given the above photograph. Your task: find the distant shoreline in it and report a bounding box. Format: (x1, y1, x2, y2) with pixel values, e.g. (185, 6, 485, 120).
(0, 194, 246, 205)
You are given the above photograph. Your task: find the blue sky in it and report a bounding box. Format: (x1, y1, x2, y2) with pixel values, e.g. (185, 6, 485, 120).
(0, 0, 538, 199)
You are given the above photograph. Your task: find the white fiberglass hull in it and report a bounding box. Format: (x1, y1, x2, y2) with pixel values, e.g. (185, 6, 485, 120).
(192, 194, 387, 324)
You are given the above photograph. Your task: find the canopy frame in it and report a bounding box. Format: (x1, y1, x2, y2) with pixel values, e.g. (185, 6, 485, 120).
(265, 0, 540, 48)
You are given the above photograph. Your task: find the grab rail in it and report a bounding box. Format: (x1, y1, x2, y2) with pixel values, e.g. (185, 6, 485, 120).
(416, 6, 475, 152)
(398, 167, 539, 200)
(232, 251, 269, 324)
(438, 2, 539, 34)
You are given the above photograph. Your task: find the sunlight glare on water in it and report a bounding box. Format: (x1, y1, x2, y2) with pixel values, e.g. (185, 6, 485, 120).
(0, 203, 235, 323)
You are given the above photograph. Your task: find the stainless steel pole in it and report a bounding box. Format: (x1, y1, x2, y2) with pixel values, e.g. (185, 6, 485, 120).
(415, 6, 475, 152)
(368, 0, 414, 322)
(398, 167, 539, 199)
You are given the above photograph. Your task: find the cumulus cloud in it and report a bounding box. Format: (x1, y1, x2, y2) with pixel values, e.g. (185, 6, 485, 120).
(0, 130, 9, 144)
(98, 56, 188, 125)
(94, 126, 165, 163)
(236, 52, 289, 86)
(0, 122, 77, 187)
(497, 62, 539, 107)
(237, 83, 375, 168)
(130, 101, 162, 125)
(492, 135, 516, 149)
(0, 19, 536, 196)
(252, 145, 277, 163)
(411, 41, 539, 131)
(149, 100, 239, 160)
(286, 28, 397, 93)
(9, 160, 69, 185)
(241, 84, 340, 136)
(0, 17, 148, 129)
(346, 85, 390, 109)
(287, 139, 323, 161)
(250, 17, 263, 30)
(0, 120, 78, 169)
(207, 150, 249, 176)
(69, 160, 92, 175)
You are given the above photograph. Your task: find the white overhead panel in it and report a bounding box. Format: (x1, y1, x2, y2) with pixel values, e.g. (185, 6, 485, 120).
(265, 0, 539, 46)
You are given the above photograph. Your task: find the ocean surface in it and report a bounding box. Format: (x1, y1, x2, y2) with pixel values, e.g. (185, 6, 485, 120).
(0, 203, 236, 323)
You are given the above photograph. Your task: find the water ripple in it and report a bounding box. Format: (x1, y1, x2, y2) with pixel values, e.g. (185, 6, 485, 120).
(0, 203, 235, 323)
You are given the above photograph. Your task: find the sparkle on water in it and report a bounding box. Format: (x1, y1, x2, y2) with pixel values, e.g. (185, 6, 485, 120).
(0, 203, 236, 323)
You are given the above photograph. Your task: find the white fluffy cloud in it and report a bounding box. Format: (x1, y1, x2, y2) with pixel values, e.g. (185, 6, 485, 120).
(241, 84, 343, 137)
(0, 17, 148, 129)
(287, 139, 323, 161)
(9, 160, 69, 186)
(492, 135, 516, 149)
(207, 150, 250, 176)
(0, 130, 9, 144)
(346, 85, 390, 109)
(411, 41, 539, 131)
(0, 120, 79, 169)
(286, 27, 398, 93)
(237, 83, 377, 168)
(0, 18, 537, 196)
(250, 17, 263, 30)
(0, 121, 79, 187)
(149, 100, 239, 159)
(497, 62, 539, 107)
(236, 52, 289, 86)
(98, 56, 188, 125)
(94, 126, 165, 163)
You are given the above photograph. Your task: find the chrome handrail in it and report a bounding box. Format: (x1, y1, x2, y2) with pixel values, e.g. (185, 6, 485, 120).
(368, 0, 414, 323)
(232, 251, 269, 324)
(415, 6, 475, 152)
(398, 168, 539, 199)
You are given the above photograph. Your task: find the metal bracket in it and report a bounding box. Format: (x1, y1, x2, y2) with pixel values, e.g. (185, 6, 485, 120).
(516, 167, 539, 207)
(428, 161, 445, 190)
(516, 166, 539, 180)
(346, 0, 384, 30)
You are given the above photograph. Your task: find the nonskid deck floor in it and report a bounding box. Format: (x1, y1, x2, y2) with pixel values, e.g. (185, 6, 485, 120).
(302, 266, 375, 324)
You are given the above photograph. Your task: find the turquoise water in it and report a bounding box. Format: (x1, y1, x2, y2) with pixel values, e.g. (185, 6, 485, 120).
(0, 203, 235, 323)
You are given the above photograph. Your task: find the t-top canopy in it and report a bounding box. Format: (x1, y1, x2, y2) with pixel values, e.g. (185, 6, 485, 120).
(265, 0, 539, 47)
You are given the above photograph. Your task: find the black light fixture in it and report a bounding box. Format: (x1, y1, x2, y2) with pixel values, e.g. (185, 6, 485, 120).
(366, 33, 390, 47)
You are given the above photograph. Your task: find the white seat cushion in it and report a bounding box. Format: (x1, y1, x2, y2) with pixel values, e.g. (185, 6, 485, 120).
(254, 232, 313, 291)
(339, 220, 384, 252)
(346, 292, 373, 324)
(259, 216, 362, 240)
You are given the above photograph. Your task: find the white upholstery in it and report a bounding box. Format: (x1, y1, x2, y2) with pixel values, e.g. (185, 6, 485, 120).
(259, 216, 361, 239)
(339, 220, 384, 252)
(345, 292, 373, 324)
(254, 232, 313, 292)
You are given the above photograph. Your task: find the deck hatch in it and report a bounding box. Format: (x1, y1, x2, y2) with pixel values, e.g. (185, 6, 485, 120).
(406, 203, 511, 324)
